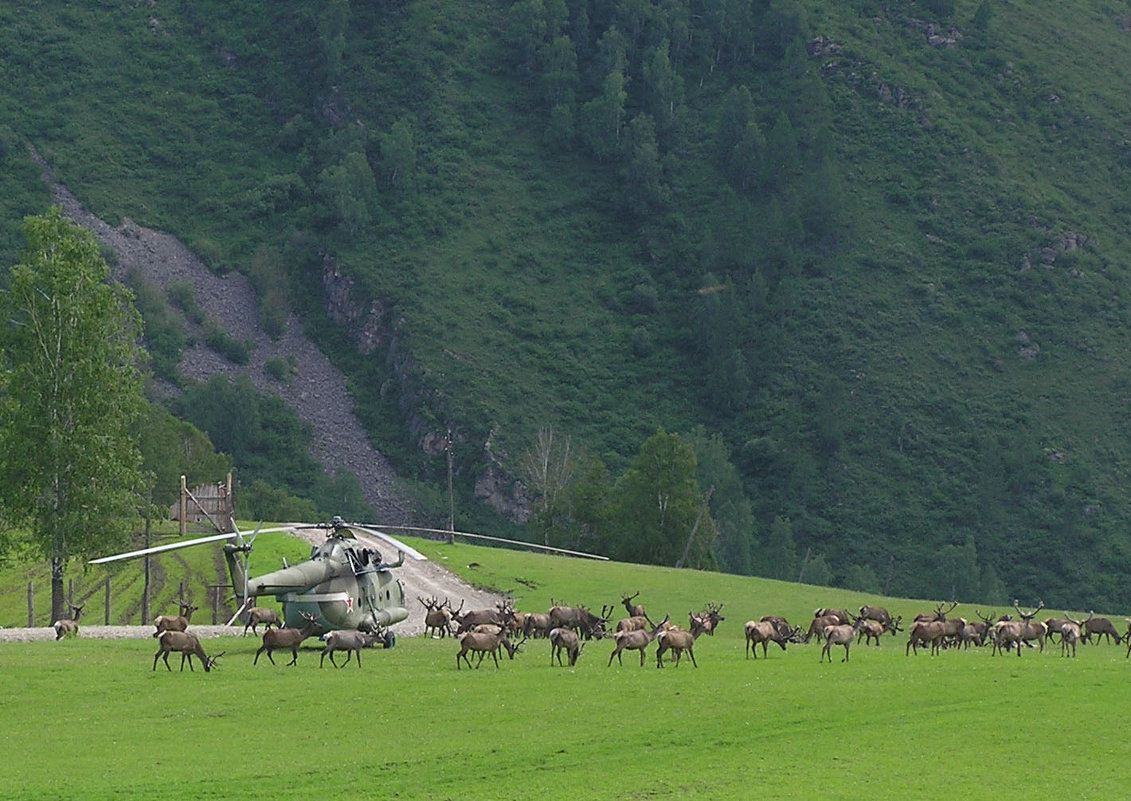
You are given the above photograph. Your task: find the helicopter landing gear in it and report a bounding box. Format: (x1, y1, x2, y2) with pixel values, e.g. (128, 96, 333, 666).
(383, 631, 396, 649)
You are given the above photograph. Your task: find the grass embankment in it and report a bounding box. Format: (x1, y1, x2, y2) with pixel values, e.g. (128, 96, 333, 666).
(2, 536, 1129, 799)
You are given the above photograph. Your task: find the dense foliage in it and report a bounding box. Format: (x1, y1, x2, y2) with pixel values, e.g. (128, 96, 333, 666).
(1, 1, 1130, 608)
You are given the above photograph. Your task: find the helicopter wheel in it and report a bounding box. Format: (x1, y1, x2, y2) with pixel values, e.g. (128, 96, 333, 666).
(383, 631, 396, 649)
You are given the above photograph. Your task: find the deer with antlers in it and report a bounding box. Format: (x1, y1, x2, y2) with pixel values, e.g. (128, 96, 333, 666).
(420, 596, 456, 639)
(1082, 611, 1123, 645)
(154, 599, 199, 637)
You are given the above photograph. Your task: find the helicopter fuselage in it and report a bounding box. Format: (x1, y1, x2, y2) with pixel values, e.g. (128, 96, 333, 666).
(225, 534, 408, 632)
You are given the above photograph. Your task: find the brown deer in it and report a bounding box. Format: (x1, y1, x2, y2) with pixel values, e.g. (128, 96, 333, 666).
(1015, 600, 1047, 651)
(549, 627, 584, 667)
(690, 602, 725, 636)
(655, 616, 708, 668)
(744, 619, 800, 658)
(821, 616, 868, 663)
(1060, 613, 1084, 658)
(855, 619, 886, 647)
(52, 603, 84, 640)
(254, 613, 321, 666)
(615, 615, 652, 634)
(154, 600, 198, 637)
(805, 614, 843, 644)
(549, 604, 613, 640)
(153, 630, 223, 672)
(319, 630, 384, 668)
(523, 612, 553, 639)
(608, 616, 669, 667)
(814, 608, 851, 625)
(859, 605, 901, 634)
(620, 591, 647, 620)
(456, 627, 521, 669)
(1082, 611, 1123, 645)
(419, 596, 455, 639)
(242, 605, 283, 636)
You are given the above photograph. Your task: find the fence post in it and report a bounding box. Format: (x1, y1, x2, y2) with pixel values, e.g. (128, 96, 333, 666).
(104, 577, 111, 625)
(27, 581, 34, 627)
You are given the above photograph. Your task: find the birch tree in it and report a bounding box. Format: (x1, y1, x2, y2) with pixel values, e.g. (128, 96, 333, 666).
(0, 207, 146, 622)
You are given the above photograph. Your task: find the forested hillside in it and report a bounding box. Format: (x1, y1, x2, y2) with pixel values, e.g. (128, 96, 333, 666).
(2, 1, 1131, 609)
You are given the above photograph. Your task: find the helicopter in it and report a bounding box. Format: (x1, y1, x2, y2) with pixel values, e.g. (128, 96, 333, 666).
(89, 515, 427, 643)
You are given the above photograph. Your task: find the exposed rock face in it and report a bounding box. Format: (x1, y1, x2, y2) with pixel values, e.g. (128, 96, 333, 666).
(34, 152, 410, 523)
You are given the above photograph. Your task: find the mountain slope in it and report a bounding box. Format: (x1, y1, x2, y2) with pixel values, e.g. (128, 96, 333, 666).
(2, 2, 1131, 608)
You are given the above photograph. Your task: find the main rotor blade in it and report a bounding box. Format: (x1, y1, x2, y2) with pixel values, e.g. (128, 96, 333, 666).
(88, 532, 240, 564)
(347, 525, 427, 561)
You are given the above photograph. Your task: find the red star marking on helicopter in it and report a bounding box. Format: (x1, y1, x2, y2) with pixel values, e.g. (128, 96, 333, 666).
(346, 597, 354, 611)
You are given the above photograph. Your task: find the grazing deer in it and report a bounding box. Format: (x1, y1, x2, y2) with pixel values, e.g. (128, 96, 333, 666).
(821, 617, 868, 663)
(242, 605, 283, 636)
(319, 630, 383, 668)
(154, 600, 198, 637)
(549, 627, 584, 667)
(744, 619, 800, 658)
(856, 619, 887, 647)
(1082, 611, 1123, 645)
(859, 605, 901, 634)
(549, 604, 613, 640)
(153, 630, 223, 672)
(814, 608, 851, 625)
(456, 627, 521, 669)
(52, 603, 84, 640)
(615, 615, 652, 634)
(254, 613, 321, 666)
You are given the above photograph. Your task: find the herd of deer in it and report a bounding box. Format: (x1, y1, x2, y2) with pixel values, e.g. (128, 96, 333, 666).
(46, 589, 1131, 674)
(420, 592, 726, 669)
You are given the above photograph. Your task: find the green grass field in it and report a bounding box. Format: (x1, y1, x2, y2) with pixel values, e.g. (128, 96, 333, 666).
(2, 536, 1129, 799)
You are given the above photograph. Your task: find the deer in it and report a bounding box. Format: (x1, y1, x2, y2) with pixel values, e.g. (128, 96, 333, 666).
(549, 626, 584, 667)
(855, 619, 886, 647)
(1015, 600, 1047, 651)
(549, 604, 613, 640)
(821, 616, 868, 663)
(608, 615, 669, 667)
(242, 605, 283, 636)
(419, 596, 455, 639)
(52, 603, 84, 640)
(620, 591, 648, 620)
(1060, 613, 1084, 658)
(906, 619, 950, 655)
(154, 600, 198, 637)
(456, 627, 520, 669)
(859, 605, 901, 634)
(690, 602, 725, 636)
(805, 614, 843, 644)
(523, 611, 553, 639)
(153, 630, 223, 672)
(454, 599, 516, 635)
(814, 608, 851, 625)
(615, 615, 652, 634)
(1082, 611, 1123, 645)
(655, 616, 708, 667)
(744, 618, 800, 658)
(254, 612, 321, 666)
(319, 629, 384, 668)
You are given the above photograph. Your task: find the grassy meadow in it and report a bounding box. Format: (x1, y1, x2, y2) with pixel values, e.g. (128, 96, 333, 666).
(2, 535, 1130, 799)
